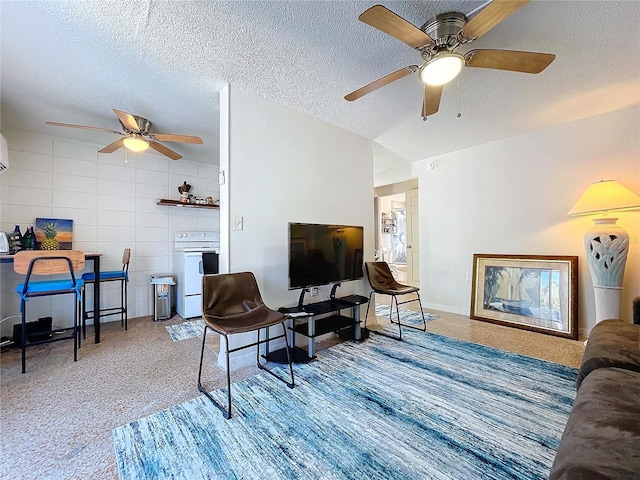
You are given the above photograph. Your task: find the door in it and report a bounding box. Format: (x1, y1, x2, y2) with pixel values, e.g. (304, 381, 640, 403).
(406, 188, 420, 286)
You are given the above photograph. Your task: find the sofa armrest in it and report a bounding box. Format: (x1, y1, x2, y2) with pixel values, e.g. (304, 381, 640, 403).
(578, 319, 640, 389)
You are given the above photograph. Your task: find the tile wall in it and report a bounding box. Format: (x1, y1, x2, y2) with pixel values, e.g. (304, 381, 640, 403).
(0, 130, 219, 337)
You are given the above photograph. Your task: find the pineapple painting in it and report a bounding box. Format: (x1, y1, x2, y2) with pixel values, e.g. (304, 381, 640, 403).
(34, 218, 73, 250)
(41, 222, 60, 250)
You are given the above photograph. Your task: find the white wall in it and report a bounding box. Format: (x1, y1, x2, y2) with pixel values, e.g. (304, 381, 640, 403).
(377, 105, 640, 335)
(0, 129, 219, 337)
(219, 87, 374, 367)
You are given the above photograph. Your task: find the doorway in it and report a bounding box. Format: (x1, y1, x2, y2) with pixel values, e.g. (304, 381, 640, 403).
(374, 180, 419, 287)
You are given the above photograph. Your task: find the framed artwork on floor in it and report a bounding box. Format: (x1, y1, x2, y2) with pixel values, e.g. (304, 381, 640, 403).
(470, 254, 578, 339)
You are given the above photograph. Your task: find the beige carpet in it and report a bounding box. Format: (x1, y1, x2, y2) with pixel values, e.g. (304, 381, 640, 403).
(0, 308, 585, 479)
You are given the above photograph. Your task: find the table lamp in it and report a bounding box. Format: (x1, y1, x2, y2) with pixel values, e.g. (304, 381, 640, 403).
(567, 180, 640, 322)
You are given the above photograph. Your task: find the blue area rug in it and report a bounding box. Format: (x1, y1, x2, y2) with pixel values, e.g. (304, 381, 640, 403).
(165, 319, 205, 342)
(113, 327, 577, 479)
(375, 303, 438, 324)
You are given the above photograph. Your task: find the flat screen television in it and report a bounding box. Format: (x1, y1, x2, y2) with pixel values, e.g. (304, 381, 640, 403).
(288, 222, 364, 290)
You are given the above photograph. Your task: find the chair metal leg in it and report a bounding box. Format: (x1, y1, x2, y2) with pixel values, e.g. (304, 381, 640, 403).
(197, 327, 233, 419)
(21, 303, 27, 374)
(256, 323, 295, 389)
(393, 295, 402, 341)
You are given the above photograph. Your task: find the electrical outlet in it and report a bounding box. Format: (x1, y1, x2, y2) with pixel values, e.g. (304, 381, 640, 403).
(310, 287, 318, 296)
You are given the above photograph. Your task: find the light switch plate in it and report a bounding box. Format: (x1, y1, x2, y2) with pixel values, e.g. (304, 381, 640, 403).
(233, 215, 243, 231)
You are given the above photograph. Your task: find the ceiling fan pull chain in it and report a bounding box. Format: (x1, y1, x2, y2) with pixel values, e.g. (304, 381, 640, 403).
(457, 75, 462, 118)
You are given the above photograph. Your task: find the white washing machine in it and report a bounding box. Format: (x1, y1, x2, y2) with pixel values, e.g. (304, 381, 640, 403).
(174, 231, 220, 319)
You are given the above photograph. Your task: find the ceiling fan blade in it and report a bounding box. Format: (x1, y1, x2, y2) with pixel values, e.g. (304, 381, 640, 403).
(345, 66, 417, 101)
(151, 133, 203, 144)
(98, 138, 125, 154)
(148, 140, 182, 160)
(113, 109, 140, 132)
(421, 84, 443, 117)
(466, 49, 555, 74)
(46, 121, 122, 135)
(463, 0, 529, 39)
(359, 5, 433, 49)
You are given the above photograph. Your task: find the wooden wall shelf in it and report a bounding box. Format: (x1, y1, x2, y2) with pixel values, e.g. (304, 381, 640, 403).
(156, 199, 219, 209)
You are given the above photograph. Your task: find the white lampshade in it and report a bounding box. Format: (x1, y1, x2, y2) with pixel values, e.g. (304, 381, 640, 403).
(567, 180, 640, 216)
(419, 52, 464, 86)
(123, 136, 149, 152)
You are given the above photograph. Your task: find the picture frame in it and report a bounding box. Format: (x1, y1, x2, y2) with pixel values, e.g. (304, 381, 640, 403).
(470, 254, 578, 339)
(34, 218, 73, 250)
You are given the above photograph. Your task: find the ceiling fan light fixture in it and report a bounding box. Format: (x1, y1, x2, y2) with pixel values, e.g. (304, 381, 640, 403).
(123, 136, 149, 152)
(419, 52, 465, 86)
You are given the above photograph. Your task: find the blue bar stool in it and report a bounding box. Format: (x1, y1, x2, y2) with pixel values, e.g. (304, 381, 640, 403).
(81, 248, 130, 338)
(13, 250, 85, 374)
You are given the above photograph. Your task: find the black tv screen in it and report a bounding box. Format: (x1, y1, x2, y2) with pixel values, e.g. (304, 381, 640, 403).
(288, 222, 364, 290)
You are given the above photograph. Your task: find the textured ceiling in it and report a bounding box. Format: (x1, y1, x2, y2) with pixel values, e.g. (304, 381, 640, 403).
(1, 1, 639, 171)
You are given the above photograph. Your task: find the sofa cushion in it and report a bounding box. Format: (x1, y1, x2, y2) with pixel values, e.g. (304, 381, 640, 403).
(549, 367, 640, 480)
(577, 319, 640, 389)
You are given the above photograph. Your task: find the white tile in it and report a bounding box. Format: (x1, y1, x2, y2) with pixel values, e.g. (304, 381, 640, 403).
(52, 208, 97, 226)
(135, 154, 170, 172)
(135, 255, 171, 272)
(53, 173, 98, 194)
(7, 150, 53, 172)
(135, 227, 169, 242)
(2, 205, 53, 226)
(170, 161, 198, 177)
(54, 156, 98, 178)
(198, 164, 219, 180)
(99, 178, 135, 197)
(97, 194, 135, 212)
(4, 130, 53, 154)
(135, 211, 168, 228)
(98, 209, 136, 226)
(3, 168, 52, 189)
(74, 225, 97, 242)
(98, 163, 135, 182)
(1, 186, 52, 206)
(135, 169, 169, 186)
(74, 241, 98, 253)
(98, 150, 127, 166)
(97, 225, 135, 242)
(168, 215, 199, 232)
(135, 182, 170, 200)
(53, 139, 98, 161)
(53, 190, 98, 210)
(132, 241, 169, 257)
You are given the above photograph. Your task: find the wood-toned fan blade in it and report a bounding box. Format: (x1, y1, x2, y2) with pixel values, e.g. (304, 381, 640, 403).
(359, 5, 432, 49)
(45, 122, 122, 135)
(466, 49, 555, 74)
(421, 84, 443, 117)
(151, 133, 203, 144)
(113, 109, 140, 132)
(464, 0, 529, 39)
(148, 140, 182, 160)
(345, 66, 417, 101)
(98, 138, 125, 154)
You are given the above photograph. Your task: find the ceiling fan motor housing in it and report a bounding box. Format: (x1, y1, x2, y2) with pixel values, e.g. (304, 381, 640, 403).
(420, 12, 468, 59)
(120, 115, 152, 135)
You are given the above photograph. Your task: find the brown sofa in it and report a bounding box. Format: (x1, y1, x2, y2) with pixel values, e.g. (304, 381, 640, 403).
(549, 319, 640, 479)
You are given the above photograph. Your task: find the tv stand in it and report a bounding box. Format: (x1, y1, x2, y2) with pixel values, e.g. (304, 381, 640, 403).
(268, 294, 369, 364)
(329, 283, 341, 299)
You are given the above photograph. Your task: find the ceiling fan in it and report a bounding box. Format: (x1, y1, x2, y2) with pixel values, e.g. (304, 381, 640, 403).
(344, 0, 556, 118)
(46, 109, 203, 160)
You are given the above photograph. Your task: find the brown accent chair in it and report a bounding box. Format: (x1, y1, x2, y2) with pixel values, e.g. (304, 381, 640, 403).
(364, 261, 426, 340)
(198, 272, 294, 419)
(13, 250, 85, 373)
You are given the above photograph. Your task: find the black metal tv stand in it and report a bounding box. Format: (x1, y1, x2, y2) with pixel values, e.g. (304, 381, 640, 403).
(267, 290, 369, 364)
